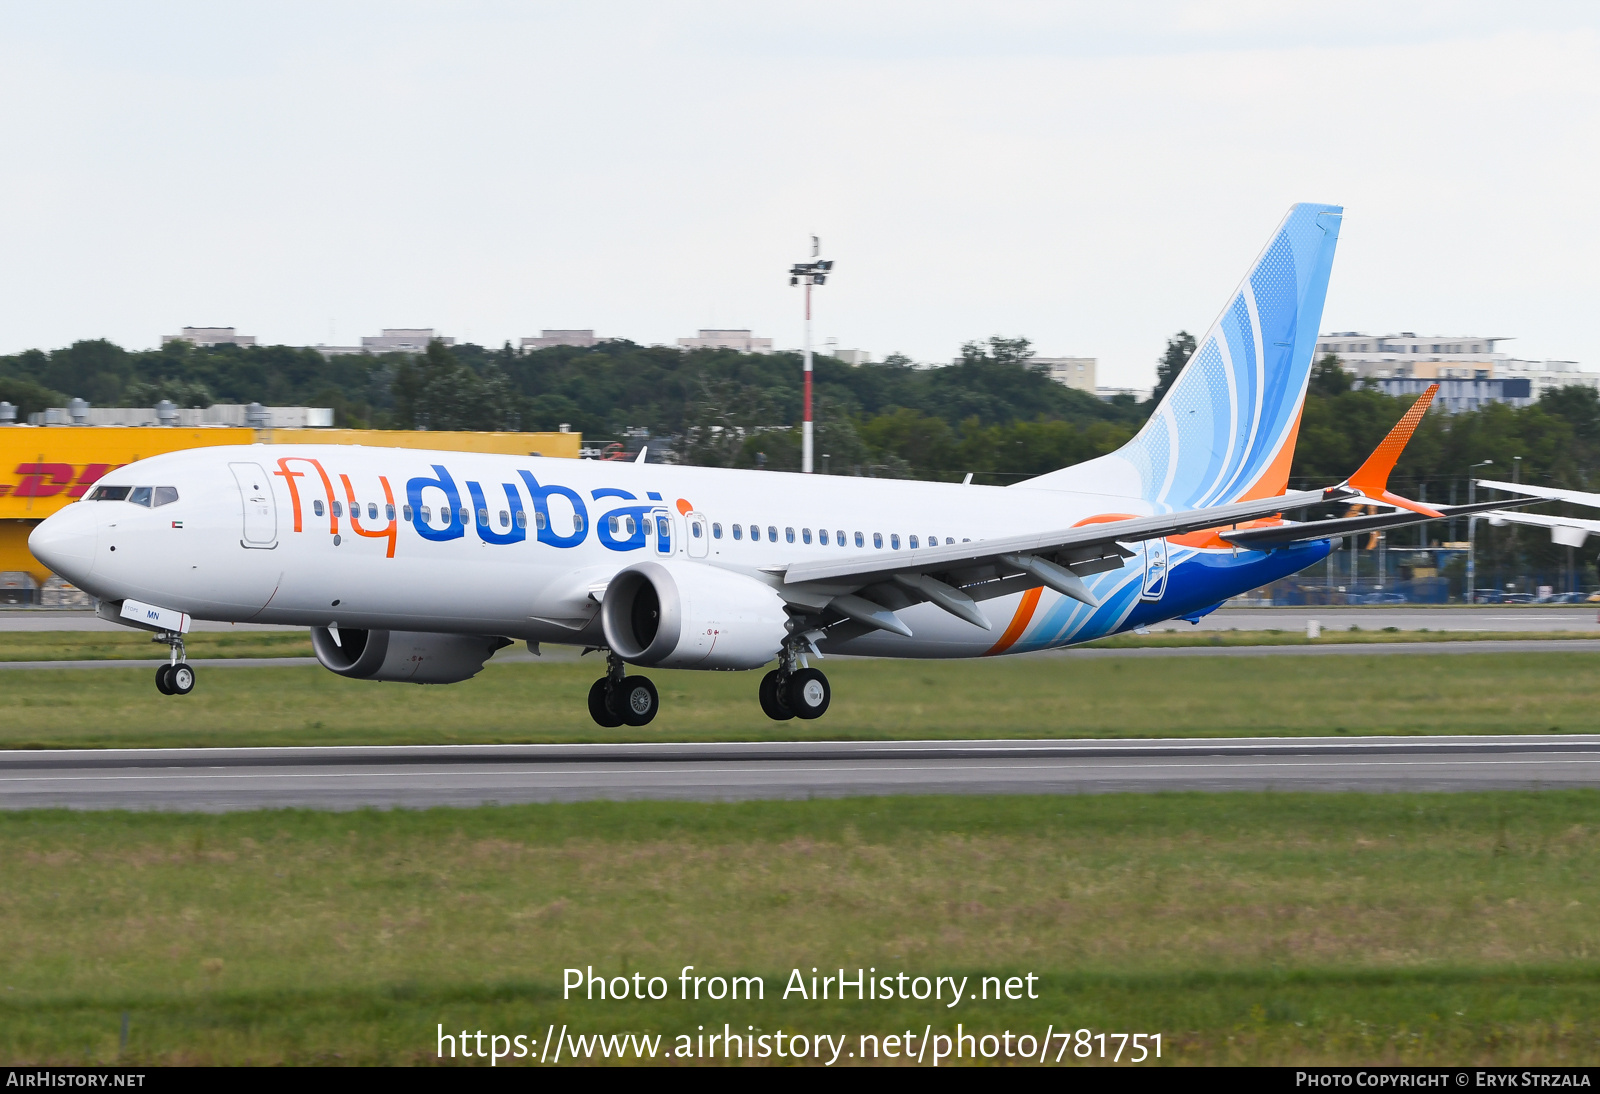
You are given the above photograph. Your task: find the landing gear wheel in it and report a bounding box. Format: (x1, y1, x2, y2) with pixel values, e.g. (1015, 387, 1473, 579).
(614, 676, 659, 727)
(154, 664, 174, 695)
(788, 668, 830, 720)
(588, 677, 624, 728)
(169, 663, 195, 695)
(759, 669, 794, 721)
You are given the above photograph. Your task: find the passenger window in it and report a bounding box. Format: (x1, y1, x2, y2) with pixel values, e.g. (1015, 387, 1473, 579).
(535, 511, 547, 530)
(750, 524, 761, 542)
(90, 485, 131, 501)
(608, 516, 619, 535)
(819, 529, 828, 545)
(153, 486, 179, 507)
(891, 534, 900, 549)
(573, 514, 585, 533)
(692, 520, 703, 539)
(802, 528, 812, 544)
(456, 507, 468, 524)
(713, 522, 723, 539)
(854, 531, 864, 547)
(767, 525, 777, 542)
(785, 527, 795, 544)
(368, 503, 379, 520)
(732, 523, 743, 540)
(129, 486, 153, 507)
(417, 505, 427, 522)
(624, 515, 636, 535)
(499, 510, 510, 528)
(947, 537, 955, 545)
(403, 505, 413, 521)
(909, 535, 918, 548)
(873, 533, 883, 549)
(962, 537, 970, 543)
(476, 508, 488, 526)
(838, 530, 846, 546)
(515, 511, 527, 529)
(332, 501, 343, 518)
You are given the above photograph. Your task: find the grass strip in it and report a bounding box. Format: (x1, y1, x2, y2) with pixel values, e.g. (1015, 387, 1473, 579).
(2, 792, 1597, 1065)
(4, 650, 1600, 748)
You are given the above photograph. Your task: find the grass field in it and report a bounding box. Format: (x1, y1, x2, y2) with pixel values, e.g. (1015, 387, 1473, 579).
(2, 792, 1597, 1065)
(2, 649, 1598, 749)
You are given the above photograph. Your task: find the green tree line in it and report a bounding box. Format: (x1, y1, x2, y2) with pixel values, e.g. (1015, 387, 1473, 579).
(5, 334, 1599, 502)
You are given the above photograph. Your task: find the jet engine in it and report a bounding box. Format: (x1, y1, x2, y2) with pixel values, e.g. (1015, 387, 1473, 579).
(309, 627, 511, 684)
(600, 560, 791, 669)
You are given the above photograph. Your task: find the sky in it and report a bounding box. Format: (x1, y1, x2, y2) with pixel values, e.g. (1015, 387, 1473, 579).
(1, 2, 1597, 387)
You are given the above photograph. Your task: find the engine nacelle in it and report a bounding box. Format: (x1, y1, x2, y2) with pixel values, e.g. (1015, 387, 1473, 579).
(310, 627, 511, 684)
(600, 560, 790, 670)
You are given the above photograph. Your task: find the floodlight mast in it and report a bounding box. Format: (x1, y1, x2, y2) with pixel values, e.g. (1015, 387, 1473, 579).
(789, 237, 833, 473)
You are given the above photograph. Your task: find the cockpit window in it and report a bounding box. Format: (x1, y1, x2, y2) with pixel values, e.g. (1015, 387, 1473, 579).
(128, 486, 153, 507)
(152, 486, 179, 507)
(90, 485, 130, 501)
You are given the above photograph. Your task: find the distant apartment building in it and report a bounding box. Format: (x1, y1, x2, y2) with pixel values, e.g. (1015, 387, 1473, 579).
(361, 328, 454, 354)
(1315, 332, 1595, 412)
(161, 327, 257, 348)
(521, 330, 605, 350)
(1035, 356, 1097, 395)
(677, 329, 774, 354)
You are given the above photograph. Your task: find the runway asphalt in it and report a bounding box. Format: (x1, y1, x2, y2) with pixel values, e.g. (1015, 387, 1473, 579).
(2, 735, 1596, 811)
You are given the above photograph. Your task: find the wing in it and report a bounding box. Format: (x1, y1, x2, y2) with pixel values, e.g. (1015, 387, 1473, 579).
(1220, 497, 1536, 548)
(776, 486, 1349, 637)
(1476, 479, 1600, 509)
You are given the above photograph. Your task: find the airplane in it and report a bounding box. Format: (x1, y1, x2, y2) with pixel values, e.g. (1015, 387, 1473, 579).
(28, 203, 1515, 727)
(1475, 480, 1600, 548)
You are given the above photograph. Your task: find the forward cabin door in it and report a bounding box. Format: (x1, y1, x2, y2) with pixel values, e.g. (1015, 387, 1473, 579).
(1139, 537, 1168, 601)
(684, 511, 709, 558)
(229, 462, 278, 549)
(651, 508, 674, 557)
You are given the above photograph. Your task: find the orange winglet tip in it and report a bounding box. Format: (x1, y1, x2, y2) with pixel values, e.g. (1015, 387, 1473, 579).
(1345, 383, 1439, 513)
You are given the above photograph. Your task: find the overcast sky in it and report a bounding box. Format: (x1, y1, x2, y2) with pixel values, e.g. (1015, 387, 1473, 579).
(1, 2, 1597, 386)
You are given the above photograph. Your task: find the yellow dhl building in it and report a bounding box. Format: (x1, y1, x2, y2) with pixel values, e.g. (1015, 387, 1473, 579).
(0, 427, 581, 588)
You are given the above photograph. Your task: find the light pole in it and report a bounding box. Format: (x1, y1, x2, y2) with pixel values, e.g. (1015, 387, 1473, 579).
(1467, 459, 1493, 603)
(789, 237, 833, 474)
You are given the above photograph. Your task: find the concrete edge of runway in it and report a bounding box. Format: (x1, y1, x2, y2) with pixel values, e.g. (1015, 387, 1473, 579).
(4, 637, 1600, 673)
(4, 733, 1598, 771)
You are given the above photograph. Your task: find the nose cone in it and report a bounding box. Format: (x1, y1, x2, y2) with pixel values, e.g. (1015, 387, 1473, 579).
(29, 504, 98, 585)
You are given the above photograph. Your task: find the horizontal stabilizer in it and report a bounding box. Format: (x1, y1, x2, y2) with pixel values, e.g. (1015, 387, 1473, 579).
(1220, 497, 1536, 548)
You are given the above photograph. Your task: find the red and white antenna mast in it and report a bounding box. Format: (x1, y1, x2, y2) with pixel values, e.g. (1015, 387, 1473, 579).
(789, 236, 832, 474)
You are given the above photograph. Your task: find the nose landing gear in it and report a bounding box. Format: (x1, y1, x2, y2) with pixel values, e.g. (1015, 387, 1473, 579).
(152, 631, 195, 696)
(586, 651, 659, 727)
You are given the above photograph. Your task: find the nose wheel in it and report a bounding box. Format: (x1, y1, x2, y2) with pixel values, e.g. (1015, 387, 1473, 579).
(152, 631, 195, 696)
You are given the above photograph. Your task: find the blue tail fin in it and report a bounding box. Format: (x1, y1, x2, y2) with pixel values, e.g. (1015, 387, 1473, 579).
(1024, 203, 1342, 509)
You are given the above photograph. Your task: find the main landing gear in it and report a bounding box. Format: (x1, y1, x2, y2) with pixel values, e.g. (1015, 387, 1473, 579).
(152, 630, 195, 696)
(587, 651, 660, 728)
(758, 639, 831, 722)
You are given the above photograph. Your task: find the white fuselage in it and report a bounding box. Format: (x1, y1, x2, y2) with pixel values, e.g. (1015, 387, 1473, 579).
(30, 444, 1310, 659)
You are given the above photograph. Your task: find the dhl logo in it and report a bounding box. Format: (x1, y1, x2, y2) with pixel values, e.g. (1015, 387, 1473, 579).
(0, 463, 119, 499)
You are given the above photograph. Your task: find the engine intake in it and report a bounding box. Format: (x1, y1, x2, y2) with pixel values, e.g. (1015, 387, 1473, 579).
(310, 627, 511, 684)
(601, 560, 790, 670)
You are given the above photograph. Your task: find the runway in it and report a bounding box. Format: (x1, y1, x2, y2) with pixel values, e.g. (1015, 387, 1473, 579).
(2, 735, 1596, 811)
